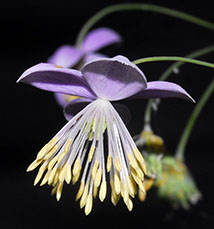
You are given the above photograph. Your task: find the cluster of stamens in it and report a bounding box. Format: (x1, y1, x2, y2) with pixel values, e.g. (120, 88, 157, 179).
(27, 99, 147, 215)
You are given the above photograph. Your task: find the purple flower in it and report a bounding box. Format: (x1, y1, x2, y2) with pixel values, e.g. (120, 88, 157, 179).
(48, 27, 121, 107)
(48, 27, 121, 68)
(17, 55, 193, 215)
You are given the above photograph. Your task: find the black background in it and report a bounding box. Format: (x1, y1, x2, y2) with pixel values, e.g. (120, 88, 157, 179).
(2, 0, 214, 228)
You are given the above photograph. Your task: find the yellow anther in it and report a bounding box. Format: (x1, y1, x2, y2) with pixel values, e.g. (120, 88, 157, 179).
(65, 165, 72, 184)
(135, 167, 145, 181)
(130, 175, 137, 193)
(93, 185, 98, 198)
(36, 146, 47, 161)
(121, 181, 129, 203)
(57, 153, 67, 164)
(111, 191, 120, 206)
(138, 180, 146, 193)
(144, 179, 154, 191)
(51, 183, 58, 196)
(73, 158, 81, 176)
(114, 174, 121, 195)
(33, 163, 47, 186)
(59, 165, 67, 182)
(40, 170, 51, 186)
(106, 154, 112, 172)
(52, 170, 60, 186)
(37, 137, 58, 160)
(99, 181, 107, 202)
(138, 189, 146, 202)
(128, 153, 138, 169)
(44, 145, 58, 160)
(48, 156, 59, 170)
(124, 197, 133, 211)
(94, 168, 102, 187)
(56, 182, 64, 201)
(57, 140, 71, 164)
(115, 156, 122, 172)
(91, 160, 99, 178)
(127, 176, 135, 197)
(64, 138, 72, 151)
(85, 194, 93, 216)
(26, 159, 43, 172)
(133, 148, 147, 174)
(72, 170, 81, 184)
(88, 145, 96, 162)
(48, 166, 58, 185)
(80, 185, 88, 208)
(76, 181, 85, 201)
(63, 95, 79, 103)
(55, 64, 63, 68)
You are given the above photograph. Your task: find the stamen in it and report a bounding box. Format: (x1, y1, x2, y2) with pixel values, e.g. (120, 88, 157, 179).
(27, 99, 147, 214)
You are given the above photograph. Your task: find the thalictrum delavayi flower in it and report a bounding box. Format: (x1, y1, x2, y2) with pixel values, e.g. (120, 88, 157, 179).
(17, 55, 194, 215)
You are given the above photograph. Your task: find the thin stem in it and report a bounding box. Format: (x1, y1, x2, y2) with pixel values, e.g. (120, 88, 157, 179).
(143, 45, 214, 125)
(175, 79, 214, 161)
(133, 56, 214, 68)
(144, 100, 153, 126)
(159, 46, 214, 81)
(75, 3, 214, 47)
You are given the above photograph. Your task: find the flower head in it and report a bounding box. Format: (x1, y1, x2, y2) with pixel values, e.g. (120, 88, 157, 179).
(17, 55, 194, 215)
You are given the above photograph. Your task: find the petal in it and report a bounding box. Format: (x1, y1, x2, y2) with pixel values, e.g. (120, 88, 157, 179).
(17, 63, 97, 99)
(82, 55, 147, 101)
(48, 45, 84, 68)
(64, 98, 93, 121)
(132, 81, 194, 102)
(81, 28, 121, 53)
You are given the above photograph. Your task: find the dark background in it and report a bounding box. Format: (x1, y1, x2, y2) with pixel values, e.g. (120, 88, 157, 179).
(2, 0, 214, 228)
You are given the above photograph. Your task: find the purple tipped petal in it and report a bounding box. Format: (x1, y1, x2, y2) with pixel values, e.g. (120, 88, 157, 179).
(82, 55, 147, 101)
(64, 98, 93, 121)
(17, 63, 97, 99)
(48, 45, 84, 68)
(81, 28, 121, 53)
(132, 81, 194, 102)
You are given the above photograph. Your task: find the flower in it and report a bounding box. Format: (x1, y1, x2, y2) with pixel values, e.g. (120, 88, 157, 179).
(48, 27, 121, 68)
(17, 55, 194, 215)
(48, 27, 121, 107)
(155, 157, 202, 209)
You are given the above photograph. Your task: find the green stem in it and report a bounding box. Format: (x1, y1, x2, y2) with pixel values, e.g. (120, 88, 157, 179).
(75, 3, 214, 47)
(175, 79, 214, 161)
(159, 45, 214, 81)
(133, 56, 214, 68)
(143, 45, 214, 126)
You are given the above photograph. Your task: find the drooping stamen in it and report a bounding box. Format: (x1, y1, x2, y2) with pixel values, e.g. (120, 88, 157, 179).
(27, 99, 147, 215)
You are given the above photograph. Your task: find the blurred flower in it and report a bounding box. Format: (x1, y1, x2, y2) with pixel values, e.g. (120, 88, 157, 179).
(17, 55, 193, 215)
(48, 27, 121, 68)
(135, 129, 165, 153)
(48, 27, 122, 107)
(155, 157, 202, 209)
